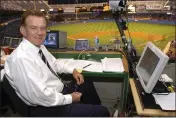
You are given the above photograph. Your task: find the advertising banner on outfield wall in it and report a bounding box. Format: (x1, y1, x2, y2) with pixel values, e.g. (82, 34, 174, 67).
(64, 7, 75, 13)
(128, 5, 136, 13)
(136, 5, 146, 13)
(146, 5, 162, 10)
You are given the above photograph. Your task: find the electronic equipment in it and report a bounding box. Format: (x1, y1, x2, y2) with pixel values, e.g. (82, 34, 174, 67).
(74, 39, 89, 50)
(10, 38, 21, 48)
(136, 42, 169, 94)
(3, 37, 12, 46)
(43, 30, 67, 49)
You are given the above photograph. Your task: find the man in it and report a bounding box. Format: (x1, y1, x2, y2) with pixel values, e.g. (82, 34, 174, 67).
(4, 10, 110, 117)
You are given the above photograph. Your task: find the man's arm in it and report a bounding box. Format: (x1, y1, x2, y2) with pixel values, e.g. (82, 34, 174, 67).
(47, 51, 75, 74)
(42, 46, 75, 74)
(6, 57, 72, 107)
(44, 47, 84, 84)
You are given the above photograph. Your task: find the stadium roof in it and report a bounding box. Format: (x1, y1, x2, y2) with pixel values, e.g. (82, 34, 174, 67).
(48, 0, 170, 4)
(48, 0, 107, 4)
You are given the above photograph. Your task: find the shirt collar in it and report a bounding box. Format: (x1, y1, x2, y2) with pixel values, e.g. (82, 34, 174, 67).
(22, 38, 42, 54)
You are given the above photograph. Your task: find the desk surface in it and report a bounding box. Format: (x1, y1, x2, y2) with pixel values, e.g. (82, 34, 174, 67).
(51, 51, 129, 113)
(129, 78, 176, 117)
(51, 51, 129, 73)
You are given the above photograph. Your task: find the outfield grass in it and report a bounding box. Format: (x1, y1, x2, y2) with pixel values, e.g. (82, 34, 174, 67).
(49, 21, 175, 55)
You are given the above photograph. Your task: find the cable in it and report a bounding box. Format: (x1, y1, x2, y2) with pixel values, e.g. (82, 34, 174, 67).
(114, 49, 130, 73)
(77, 49, 86, 59)
(124, 11, 132, 40)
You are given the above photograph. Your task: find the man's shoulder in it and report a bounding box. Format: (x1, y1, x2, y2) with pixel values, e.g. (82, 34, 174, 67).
(10, 45, 29, 61)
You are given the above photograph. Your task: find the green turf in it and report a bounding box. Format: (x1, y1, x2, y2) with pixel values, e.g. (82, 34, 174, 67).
(48, 21, 175, 55)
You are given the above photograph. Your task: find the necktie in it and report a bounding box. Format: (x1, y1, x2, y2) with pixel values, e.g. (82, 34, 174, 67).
(39, 49, 59, 79)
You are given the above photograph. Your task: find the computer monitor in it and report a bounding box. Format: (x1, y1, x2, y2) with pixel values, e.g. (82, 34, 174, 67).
(3, 37, 12, 46)
(74, 39, 89, 50)
(136, 42, 169, 94)
(10, 38, 21, 48)
(43, 31, 58, 48)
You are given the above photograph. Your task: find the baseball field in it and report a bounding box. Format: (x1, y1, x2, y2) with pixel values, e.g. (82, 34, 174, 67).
(48, 20, 175, 55)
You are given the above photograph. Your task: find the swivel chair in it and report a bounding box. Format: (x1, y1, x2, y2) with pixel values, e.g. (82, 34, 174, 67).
(2, 76, 31, 116)
(2, 75, 62, 117)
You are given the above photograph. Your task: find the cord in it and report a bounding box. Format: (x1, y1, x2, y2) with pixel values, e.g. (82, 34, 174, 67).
(124, 11, 132, 40)
(77, 49, 86, 60)
(159, 76, 169, 89)
(152, 76, 169, 94)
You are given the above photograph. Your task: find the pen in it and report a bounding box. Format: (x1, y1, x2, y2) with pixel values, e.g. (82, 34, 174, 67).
(75, 84, 78, 92)
(83, 64, 92, 69)
(154, 93, 169, 95)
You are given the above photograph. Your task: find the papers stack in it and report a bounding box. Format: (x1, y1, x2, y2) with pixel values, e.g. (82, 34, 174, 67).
(101, 57, 124, 73)
(82, 61, 103, 73)
(153, 92, 176, 111)
(58, 58, 125, 73)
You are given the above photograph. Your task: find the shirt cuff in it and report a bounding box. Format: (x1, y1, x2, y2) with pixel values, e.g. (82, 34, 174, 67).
(0, 69, 5, 82)
(63, 94, 72, 105)
(66, 66, 75, 74)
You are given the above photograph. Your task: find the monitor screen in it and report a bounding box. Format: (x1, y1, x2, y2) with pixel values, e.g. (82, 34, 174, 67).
(138, 47, 160, 86)
(43, 32, 58, 48)
(136, 42, 169, 93)
(3, 37, 12, 46)
(11, 38, 20, 48)
(74, 39, 89, 50)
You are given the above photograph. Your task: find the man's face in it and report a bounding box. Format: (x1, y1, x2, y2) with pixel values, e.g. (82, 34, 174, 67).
(20, 15, 47, 46)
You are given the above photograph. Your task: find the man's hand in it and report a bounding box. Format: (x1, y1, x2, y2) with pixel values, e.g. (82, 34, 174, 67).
(71, 92, 82, 102)
(72, 69, 84, 85)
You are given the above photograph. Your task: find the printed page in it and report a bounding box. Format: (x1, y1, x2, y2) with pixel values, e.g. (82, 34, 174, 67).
(153, 92, 176, 110)
(83, 61, 103, 72)
(101, 57, 124, 73)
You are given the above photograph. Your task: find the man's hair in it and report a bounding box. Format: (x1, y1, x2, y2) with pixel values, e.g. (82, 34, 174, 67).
(21, 10, 47, 26)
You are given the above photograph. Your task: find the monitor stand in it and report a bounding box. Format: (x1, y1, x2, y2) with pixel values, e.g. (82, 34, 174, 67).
(152, 81, 169, 93)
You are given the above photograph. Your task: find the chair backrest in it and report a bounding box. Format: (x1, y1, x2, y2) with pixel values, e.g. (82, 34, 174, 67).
(2, 76, 31, 116)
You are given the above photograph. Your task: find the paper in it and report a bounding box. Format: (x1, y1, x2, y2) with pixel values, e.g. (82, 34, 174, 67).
(68, 60, 93, 70)
(57, 58, 74, 64)
(161, 74, 173, 83)
(153, 92, 176, 110)
(83, 61, 103, 72)
(101, 57, 124, 72)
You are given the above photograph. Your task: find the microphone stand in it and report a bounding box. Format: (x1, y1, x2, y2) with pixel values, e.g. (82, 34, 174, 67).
(112, 11, 138, 78)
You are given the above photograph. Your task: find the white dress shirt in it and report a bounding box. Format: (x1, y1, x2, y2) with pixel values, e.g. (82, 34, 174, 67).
(4, 38, 75, 107)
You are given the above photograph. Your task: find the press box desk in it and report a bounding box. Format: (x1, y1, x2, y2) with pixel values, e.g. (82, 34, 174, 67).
(51, 51, 129, 113)
(129, 78, 176, 117)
